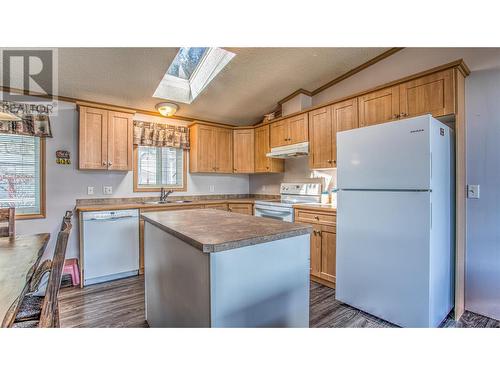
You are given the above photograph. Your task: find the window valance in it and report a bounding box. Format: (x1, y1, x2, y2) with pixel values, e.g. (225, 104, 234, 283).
(0, 102, 52, 138)
(133, 121, 190, 149)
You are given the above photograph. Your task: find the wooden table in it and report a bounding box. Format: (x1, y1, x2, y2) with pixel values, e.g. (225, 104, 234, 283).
(0, 233, 50, 327)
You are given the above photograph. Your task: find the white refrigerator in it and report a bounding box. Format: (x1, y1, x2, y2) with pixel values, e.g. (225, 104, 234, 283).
(336, 115, 455, 328)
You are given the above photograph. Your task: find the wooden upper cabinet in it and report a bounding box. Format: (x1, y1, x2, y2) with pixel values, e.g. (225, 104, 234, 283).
(215, 127, 233, 173)
(192, 125, 216, 172)
(107, 111, 133, 171)
(270, 119, 289, 148)
(270, 113, 309, 148)
(254, 124, 284, 173)
(288, 113, 308, 144)
(79, 106, 108, 169)
(79, 106, 133, 170)
(399, 69, 454, 119)
(233, 129, 255, 173)
(333, 98, 358, 133)
(308, 106, 333, 169)
(190, 124, 233, 173)
(358, 86, 400, 127)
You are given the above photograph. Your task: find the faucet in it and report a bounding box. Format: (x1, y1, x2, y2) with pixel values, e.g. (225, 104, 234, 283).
(160, 188, 174, 202)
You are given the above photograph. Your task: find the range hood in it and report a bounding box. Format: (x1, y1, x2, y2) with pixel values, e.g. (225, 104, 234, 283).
(266, 142, 309, 159)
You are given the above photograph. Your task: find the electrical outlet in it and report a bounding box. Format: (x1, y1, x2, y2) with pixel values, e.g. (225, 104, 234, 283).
(87, 186, 94, 195)
(209, 185, 215, 192)
(103, 186, 113, 195)
(467, 184, 480, 199)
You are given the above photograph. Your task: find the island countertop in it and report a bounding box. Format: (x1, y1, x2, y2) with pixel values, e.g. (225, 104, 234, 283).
(141, 209, 312, 253)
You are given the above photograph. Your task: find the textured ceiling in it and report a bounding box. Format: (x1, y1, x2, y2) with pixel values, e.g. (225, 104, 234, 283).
(55, 48, 389, 125)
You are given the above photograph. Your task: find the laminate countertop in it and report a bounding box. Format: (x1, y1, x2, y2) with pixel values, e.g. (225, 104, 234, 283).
(141, 209, 312, 253)
(75, 198, 264, 212)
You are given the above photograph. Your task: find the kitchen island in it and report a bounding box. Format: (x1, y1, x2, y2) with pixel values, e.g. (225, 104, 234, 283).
(142, 209, 311, 328)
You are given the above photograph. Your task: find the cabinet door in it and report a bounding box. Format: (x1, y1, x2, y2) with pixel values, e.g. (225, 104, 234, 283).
(233, 129, 255, 173)
(319, 225, 336, 283)
(308, 106, 333, 169)
(399, 69, 454, 118)
(358, 86, 400, 127)
(107, 111, 133, 171)
(254, 125, 270, 172)
(310, 224, 322, 277)
(79, 106, 108, 169)
(270, 119, 289, 148)
(254, 125, 284, 173)
(288, 113, 308, 144)
(332, 98, 358, 168)
(228, 203, 253, 215)
(215, 128, 233, 173)
(193, 125, 216, 172)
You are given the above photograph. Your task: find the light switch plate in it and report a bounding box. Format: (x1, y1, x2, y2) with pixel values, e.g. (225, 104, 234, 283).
(87, 186, 94, 195)
(467, 184, 480, 199)
(103, 186, 113, 195)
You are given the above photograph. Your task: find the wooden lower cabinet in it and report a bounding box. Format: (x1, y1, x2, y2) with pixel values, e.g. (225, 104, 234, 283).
(228, 203, 253, 215)
(295, 208, 336, 288)
(205, 203, 228, 211)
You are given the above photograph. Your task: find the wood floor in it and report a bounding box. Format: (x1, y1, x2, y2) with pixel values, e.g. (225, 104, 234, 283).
(58, 275, 499, 328)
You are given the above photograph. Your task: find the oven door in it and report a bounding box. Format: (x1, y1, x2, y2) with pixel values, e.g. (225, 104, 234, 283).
(254, 204, 293, 222)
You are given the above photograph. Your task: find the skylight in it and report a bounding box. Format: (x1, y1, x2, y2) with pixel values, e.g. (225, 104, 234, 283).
(167, 47, 208, 80)
(153, 47, 235, 104)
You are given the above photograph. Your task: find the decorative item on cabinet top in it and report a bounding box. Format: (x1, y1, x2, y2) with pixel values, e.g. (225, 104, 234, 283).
(133, 121, 189, 149)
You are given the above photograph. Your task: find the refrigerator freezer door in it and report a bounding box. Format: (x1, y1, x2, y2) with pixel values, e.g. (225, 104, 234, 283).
(336, 190, 432, 327)
(337, 115, 431, 190)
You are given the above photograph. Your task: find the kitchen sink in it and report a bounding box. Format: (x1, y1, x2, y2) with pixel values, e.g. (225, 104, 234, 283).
(144, 200, 193, 205)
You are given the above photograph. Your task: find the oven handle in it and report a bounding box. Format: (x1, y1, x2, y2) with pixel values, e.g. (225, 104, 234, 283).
(255, 208, 291, 216)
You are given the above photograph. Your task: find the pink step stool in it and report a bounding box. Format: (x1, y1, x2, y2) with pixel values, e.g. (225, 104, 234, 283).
(63, 258, 80, 287)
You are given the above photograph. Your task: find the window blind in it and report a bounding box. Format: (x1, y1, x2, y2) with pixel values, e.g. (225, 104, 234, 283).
(137, 146, 183, 188)
(0, 134, 41, 215)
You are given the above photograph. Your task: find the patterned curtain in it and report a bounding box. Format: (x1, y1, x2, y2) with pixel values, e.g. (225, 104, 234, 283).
(0, 102, 53, 138)
(133, 121, 189, 149)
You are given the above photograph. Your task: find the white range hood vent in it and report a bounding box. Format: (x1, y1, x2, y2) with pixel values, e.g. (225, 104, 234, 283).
(266, 142, 309, 159)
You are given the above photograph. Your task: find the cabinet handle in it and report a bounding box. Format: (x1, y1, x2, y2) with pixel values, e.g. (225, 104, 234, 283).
(328, 160, 332, 164)
(400, 112, 408, 118)
(234, 168, 237, 172)
(108, 161, 112, 166)
(392, 114, 400, 119)
(314, 215, 319, 220)
(333, 160, 336, 165)
(266, 166, 270, 170)
(102, 161, 107, 166)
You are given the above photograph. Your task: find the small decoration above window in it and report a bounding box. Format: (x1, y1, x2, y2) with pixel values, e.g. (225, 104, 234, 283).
(56, 150, 71, 165)
(133, 121, 189, 150)
(0, 101, 53, 138)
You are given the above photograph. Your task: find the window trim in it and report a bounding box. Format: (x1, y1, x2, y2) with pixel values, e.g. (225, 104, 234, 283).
(132, 145, 187, 193)
(14, 137, 46, 220)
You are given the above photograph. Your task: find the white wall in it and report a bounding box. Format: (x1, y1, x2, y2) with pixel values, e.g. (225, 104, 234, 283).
(16, 101, 249, 259)
(464, 67, 500, 318)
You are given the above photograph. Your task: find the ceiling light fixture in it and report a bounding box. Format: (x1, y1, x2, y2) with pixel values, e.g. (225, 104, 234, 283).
(155, 102, 179, 117)
(0, 111, 21, 121)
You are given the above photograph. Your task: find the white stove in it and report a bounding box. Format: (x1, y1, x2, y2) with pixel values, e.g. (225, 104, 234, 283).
(254, 182, 322, 222)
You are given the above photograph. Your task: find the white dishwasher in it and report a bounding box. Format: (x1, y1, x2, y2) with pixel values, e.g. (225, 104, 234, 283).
(82, 209, 139, 286)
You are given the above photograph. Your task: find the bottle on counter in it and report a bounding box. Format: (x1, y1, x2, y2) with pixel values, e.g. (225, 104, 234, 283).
(330, 188, 338, 208)
(321, 191, 330, 204)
